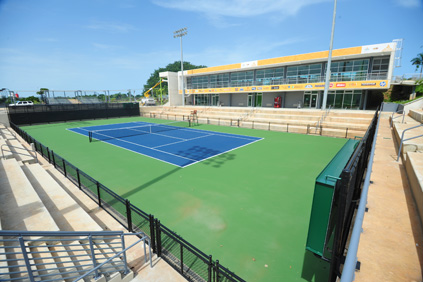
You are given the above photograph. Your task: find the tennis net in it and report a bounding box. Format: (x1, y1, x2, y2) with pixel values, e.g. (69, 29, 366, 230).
(89, 121, 191, 142)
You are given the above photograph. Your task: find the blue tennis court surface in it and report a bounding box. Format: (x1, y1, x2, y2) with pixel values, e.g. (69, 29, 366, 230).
(68, 121, 263, 167)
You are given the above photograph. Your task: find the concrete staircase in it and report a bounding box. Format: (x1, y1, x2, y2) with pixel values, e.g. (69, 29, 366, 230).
(142, 106, 374, 139)
(391, 108, 423, 228)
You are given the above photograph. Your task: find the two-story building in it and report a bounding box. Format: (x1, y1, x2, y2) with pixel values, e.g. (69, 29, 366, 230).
(160, 41, 398, 110)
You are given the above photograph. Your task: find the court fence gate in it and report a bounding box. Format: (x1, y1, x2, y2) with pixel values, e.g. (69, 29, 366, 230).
(10, 122, 246, 282)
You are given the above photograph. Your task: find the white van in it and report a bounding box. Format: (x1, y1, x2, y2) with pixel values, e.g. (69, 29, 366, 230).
(141, 98, 156, 106)
(10, 101, 34, 106)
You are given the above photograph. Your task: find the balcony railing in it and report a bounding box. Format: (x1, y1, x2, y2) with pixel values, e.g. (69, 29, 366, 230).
(187, 72, 388, 90)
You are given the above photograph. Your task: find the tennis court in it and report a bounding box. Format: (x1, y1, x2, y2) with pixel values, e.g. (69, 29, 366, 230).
(68, 121, 262, 167)
(22, 116, 347, 282)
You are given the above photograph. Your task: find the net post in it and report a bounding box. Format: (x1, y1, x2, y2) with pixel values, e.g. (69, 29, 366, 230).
(126, 199, 133, 232)
(89, 131, 92, 142)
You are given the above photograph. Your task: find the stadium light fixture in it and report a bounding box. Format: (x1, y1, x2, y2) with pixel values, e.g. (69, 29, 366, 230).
(173, 27, 188, 106)
(322, 0, 337, 110)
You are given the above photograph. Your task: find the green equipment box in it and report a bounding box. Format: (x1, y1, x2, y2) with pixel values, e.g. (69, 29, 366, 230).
(306, 139, 359, 258)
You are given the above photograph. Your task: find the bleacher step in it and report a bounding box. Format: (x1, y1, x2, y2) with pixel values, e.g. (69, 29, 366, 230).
(6, 139, 37, 163)
(0, 159, 59, 231)
(21, 163, 103, 232)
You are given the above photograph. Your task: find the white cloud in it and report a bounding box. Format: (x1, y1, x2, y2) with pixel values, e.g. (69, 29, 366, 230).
(393, 0, 422, 8)
(152, 0, 330, 24)
(86, 21, 136, 33)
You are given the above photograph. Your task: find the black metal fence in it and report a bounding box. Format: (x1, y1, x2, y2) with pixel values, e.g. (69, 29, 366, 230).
(7, 103, 140, 125)
(10, 122, 245, 282)
(327, 107, 380, 282)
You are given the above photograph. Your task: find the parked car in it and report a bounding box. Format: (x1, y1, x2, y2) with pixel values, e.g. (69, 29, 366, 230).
(10, 101, 34, 106)
(9, 101, 34, 106)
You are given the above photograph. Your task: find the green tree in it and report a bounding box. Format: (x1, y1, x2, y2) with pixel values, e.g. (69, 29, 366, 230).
(410, 53, 423, 76)
(416, 79, 423, 95)
(143, 61, 207, 94)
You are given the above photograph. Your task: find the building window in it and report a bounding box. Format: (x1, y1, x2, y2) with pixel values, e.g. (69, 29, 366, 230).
(327, 59, 369, 81)
(286, 64, 322, 84)
(210, 73, 229, 88)
(230, 71, 254, 87)
(370, 56, 389, 79)
(188, 75, 209, 89)
(256, 68, 284, 85)
(326, 90, 362, 109)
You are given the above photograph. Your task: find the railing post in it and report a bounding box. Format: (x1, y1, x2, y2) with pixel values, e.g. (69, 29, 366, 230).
(345, 128, 349, 139)
(88, 235, 100, 279)
(18, 236, 36, 282)
(287, 123, 289, 132)
(155, 219, 161, 257)
(96, 182, 102, 207)
(180, 243, 184, 274)
(208, 255, 213, 282)
(149, 215, 156, 253)
(52, 151, 56, 168)
(216, 259, 220, 282)
(62, 159, 67, 176)
(47, 147, 51, 163)
(77, 169, 81, 189)
(126, 199, 133, 232)
(121, 234, 130, 274)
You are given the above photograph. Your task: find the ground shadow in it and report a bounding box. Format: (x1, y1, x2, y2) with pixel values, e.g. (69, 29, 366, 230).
(176, 146, 236, 168)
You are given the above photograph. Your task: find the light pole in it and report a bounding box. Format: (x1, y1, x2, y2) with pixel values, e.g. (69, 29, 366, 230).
(173, 27, 188, 106)
(321, 0, 337, 110)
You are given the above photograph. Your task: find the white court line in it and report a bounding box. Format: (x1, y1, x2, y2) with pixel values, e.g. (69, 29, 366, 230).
(68, 125, 264, 168)
(152, 133, 214, 149)
(78, 127, 199, 162)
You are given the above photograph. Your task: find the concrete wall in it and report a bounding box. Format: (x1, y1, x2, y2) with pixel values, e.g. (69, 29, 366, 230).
(284, 92, 303, 108)
(263, 92, 282, 108)
(220, 94, 231, 107)
(405, 152, 423, 227)
(160, 71, 180, 106)
(404, 97, 423, 115)
(409, 109, 423, 123)
(232, 93, 247, 107)
(0, 106, 9, 126)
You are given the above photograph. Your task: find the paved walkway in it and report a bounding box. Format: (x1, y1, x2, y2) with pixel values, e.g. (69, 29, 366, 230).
(355, 114, 423, 281)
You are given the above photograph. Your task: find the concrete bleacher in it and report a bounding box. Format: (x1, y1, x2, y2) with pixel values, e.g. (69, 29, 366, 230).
(0, 123, 186, 282)
(143, 106, 373, 138)
(391, 107, 423, 228)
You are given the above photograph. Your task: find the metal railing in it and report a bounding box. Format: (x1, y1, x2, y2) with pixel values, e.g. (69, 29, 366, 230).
(0, 230, 151, 282)
(390, 109, 405, 128)
(396, 124, 423, 161)
(339, 107, 381, 282)
(1, 143, 38, 162)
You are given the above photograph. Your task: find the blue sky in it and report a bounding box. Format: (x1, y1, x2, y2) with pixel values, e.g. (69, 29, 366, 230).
(0, 0, 422, 97)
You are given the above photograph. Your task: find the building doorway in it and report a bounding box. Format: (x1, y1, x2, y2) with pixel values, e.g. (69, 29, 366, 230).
(303, 92, 319, 108)
(248, 93, 262, 107)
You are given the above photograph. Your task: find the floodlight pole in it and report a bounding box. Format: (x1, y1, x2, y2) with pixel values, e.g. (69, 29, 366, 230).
(322, 0, 337, 110)
(174, 28, 187, 106)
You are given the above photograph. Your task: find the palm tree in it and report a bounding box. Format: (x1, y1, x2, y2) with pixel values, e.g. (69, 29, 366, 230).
(410, 53, 423, 78)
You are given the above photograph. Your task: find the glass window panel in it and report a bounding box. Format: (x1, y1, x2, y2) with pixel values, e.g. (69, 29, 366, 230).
(335, 94, 343, 108)
(343, 94, 353, 109)
(352, 94, 361, 109)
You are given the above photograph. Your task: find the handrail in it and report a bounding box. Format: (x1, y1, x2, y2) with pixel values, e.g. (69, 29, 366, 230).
(73, 233, 152, 282)
(1, 143, 38, 163)
(396, 124, 423, 161)
(390, 109, 405, 128)
(340, 107, 381, 282)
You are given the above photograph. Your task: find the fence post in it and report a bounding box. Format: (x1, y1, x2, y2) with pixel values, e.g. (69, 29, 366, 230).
(96, 182, 102, 207)
(155, 219, 161, 257)
(77, 169, 81, 189)
(287, 123, 289, 132)
(268, 122, 271, 131)
(62, 159, 67, 177)
(47, 147, 51, 163)
(345, 128, 349, 138)
(307, 124, 310, 134)
(149, 215, 156, 253)
(180, 243, 184, 274)
(208, 255, 213, 282)
(216, 260, 220, 282)
(52, 151, 56, 168)
(126, 199, 133, 233)
(252, 120, 254, 129)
